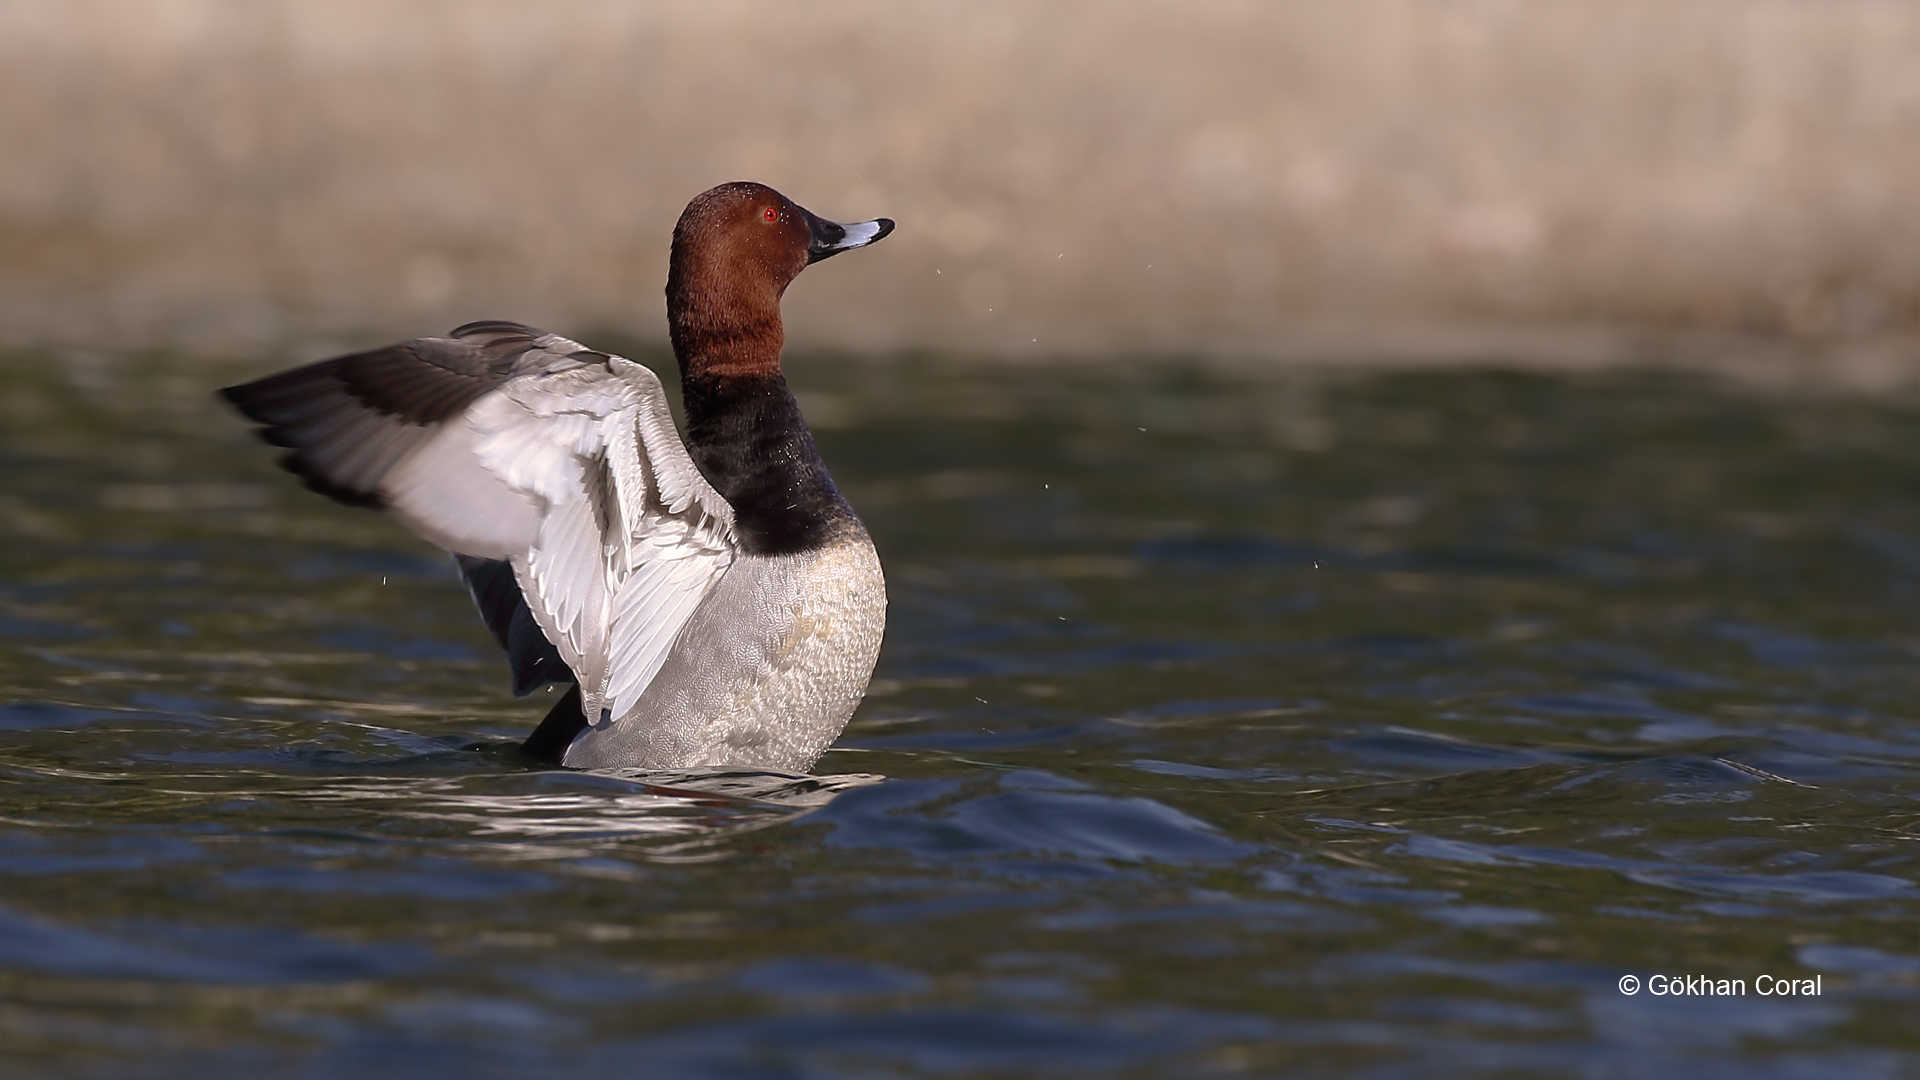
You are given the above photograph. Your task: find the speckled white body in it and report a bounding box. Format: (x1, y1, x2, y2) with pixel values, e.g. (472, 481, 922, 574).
(560, 535, 886, 772)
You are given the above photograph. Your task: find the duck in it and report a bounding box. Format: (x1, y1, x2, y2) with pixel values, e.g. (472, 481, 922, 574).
(221, 182, 894, 772)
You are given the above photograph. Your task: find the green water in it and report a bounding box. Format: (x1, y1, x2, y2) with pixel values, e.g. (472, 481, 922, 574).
(0, 345, 1916, 1077)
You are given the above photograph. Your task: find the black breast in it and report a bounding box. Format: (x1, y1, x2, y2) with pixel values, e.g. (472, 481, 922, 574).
(678, 373, 862, 556)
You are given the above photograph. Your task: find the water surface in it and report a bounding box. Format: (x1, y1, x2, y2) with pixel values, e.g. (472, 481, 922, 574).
(1, 346, 1917, 1077)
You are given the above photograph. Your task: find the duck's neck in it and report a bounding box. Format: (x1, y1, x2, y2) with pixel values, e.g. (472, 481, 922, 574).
(667, 254, 859, 554)
(666, 253, 786, 378)
(677, 362, 859, 556)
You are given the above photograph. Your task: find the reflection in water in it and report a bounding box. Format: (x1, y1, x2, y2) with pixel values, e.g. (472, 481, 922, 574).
(0, 349, 1917, 1075)
(301, 768, 884, 845)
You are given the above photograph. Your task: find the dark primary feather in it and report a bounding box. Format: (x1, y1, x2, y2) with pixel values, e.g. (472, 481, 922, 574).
(218, 321, 570, 508)
(221, 320, 591, 700)
(456, 555, 576, 695)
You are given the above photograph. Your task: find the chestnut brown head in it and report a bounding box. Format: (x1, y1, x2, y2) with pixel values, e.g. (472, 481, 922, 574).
(666, 182, 893, 376)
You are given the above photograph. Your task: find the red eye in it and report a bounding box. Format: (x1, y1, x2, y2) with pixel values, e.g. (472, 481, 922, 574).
(763, 207, 778, 222)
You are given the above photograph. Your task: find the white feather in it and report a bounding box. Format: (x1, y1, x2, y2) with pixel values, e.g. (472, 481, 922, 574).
(386, 353, 744, 731)
(383, 422, 542, 559)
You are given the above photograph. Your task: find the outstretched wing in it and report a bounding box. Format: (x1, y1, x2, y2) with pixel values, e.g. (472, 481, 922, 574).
(464, 355, 736, 726)
(223, 322, 738, 726)
(220, 321, 584, 511)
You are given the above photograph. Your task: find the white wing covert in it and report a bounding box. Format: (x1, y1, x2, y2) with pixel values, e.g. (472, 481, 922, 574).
(463, 354, 738, 728)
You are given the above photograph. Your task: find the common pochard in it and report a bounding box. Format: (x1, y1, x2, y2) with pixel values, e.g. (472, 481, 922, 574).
(222, 182, 894, 771)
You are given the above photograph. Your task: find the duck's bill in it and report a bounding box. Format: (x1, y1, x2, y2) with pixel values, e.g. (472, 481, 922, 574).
(805, 212, 895, 263)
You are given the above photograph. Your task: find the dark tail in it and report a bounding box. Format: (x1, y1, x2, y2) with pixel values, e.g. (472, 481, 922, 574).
(520, 683, 588, 764)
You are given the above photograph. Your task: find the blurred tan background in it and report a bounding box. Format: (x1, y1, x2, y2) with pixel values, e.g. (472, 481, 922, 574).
(4, 0, 1920, 367)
